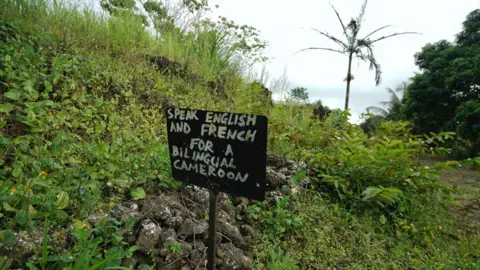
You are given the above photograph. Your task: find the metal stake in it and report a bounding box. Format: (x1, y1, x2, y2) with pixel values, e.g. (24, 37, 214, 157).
(207, 189, 219, 270)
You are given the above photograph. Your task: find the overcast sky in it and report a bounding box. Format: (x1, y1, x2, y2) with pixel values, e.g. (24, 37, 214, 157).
(210, 0, 480, 122)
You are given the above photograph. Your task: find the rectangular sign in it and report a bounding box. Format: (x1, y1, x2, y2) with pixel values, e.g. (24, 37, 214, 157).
(165, 108, 267, 200)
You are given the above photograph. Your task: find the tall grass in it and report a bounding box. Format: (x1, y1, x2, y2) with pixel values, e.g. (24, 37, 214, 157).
(0, 0, 253, 82)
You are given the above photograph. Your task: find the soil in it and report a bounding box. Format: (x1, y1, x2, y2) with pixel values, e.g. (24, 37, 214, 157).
(421, 156, 480, 232)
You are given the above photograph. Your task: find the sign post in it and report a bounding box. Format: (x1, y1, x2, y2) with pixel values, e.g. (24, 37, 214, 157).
(206, 189, 218, 269)
(165, 108, 267, 270)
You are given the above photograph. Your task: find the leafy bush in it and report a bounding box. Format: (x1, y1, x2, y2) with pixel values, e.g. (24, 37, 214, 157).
(269, 106, 458, 215)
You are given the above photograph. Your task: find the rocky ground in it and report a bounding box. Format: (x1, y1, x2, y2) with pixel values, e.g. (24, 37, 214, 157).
(1, 154, 309, 269)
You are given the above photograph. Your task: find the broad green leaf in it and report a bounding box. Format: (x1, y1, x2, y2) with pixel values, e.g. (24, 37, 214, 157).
(27, 110, 36, 122)
(2, 203, 17, 212)
(379, 215, 387, 225)
(72, 229, 89, 241)
(12, 166, 22, 178)
(0, 103, 13, 113)
(4, 91, 21, 100)
(130, 187, 146, 200)
(55, 191, 69, 210)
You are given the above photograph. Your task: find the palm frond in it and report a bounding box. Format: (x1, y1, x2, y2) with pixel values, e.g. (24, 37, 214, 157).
(329, 2, 348, 39)
(357, 0, 368, 25)
(396, 81, 409, 93)
(379, 101, 391, 107)
(386, 87, 401, 104)
(309, 28, 348, 48)
(358, 43, 382, 85)
(367, 106, 388, 117)
(370, 31, 421, 44)
(294, 47, 347, 56)
(363, 25, 393, 39)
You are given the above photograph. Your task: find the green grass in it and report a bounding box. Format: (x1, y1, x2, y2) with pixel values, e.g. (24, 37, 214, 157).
(252, 190, 480, 269)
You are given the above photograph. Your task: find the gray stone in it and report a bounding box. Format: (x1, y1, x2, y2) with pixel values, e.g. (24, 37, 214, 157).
(0, 231, 38, 263)
(180, 241, 193, 254)
(189, 249, 206, 269)
(217, 219, 244, 248)
(159, 248, 169, 257)
(137, 219, 162, 254)
(165, 215, 184, 229)
(164, 253, 181, 269)
(165, 236, 177, 244)
(87, 212, 109, 225)
(239, 225, 255, 237)
(111, 205, 141, 222)
(218, 243, 253, 270)
(141, 196, 172, 222)
(182, 186, 210, 212)
(177, 219, 208, 238)
(160, 228, 177, 243)
(191, 239, 206, 250)
(181, 265, 191, 270)
(266, 167, 288, 189)
(218, 209, 234, 223)
(266, 154, 289, 168)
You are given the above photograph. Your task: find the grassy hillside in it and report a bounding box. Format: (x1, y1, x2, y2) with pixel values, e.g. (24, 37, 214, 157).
(1, 0, 480, 269)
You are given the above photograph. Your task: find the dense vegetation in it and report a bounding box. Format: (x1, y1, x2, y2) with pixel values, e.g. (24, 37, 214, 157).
(0, 0, 479, 269)
(363, 9, 480, 159)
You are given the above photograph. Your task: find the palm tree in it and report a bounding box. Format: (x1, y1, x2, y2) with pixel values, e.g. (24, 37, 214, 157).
(368, 81, 409, 120)
(296, 0, 419, 110)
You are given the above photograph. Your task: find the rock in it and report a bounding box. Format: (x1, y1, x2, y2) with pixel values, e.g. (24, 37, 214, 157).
(177, 219, 208, 238)
(165, 236, 177, 244)
(217, 248, 224, 258)
(182, 186, 210, 212)
(141, 196, 172, 222)
(190, 249, 206, 268)
(159, 248, 169, 257)
(266, 190, 284, 201)
(154, 256, 164, 265)
(111, 205, 141, 222)
(160, 228, 177, 244)
(122, 257, 138, 268)
(165, 215, 184, 229)
(191, 240, 206, 250)
(137, 219, 162, 254)
(180, 241, 193, 254)
(0, 231, 39, 264)
(217, 219, 244, 248)
(124, 202, 140, 211)
(202, 232, 222, 246)
(127, 235, 137, 245)
(243, 235, 253, 247)
(233, 197, 249, 207)
(267, 154, 289, 168)
(218, 243, 253, 270)
(181, 265, 191, 270)
(164, 252, 182, 269)
(239, 225, 255, 237)
(218, 210, 234, 223)
(266, 167, 288, 189)
(87, 212, 109, 225)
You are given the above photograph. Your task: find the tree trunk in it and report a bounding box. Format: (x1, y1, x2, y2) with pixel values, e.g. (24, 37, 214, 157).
(344, 53, 353, 110)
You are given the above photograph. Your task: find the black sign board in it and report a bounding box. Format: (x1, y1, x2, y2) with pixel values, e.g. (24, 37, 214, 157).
(165, 108, 267, 201)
